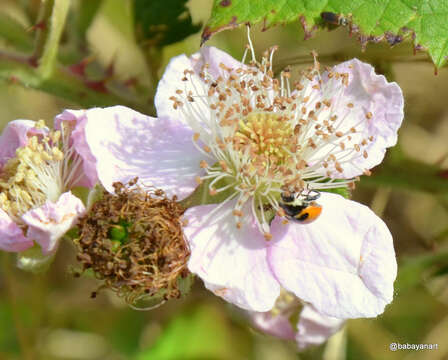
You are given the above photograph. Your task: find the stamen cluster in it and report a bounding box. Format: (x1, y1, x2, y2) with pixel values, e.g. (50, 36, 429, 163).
(0, 121, 83, 221)
(168, 47, 373, 237)
(75, 180, 190, 304)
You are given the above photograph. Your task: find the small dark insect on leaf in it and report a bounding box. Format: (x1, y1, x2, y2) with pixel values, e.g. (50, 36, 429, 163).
(321, 12, 349, 26)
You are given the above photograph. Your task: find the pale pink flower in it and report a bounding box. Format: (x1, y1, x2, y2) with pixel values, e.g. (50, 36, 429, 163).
(0, 119, 94, 254)
(65, 45, 403, 318)
(251, 295, 345, 350)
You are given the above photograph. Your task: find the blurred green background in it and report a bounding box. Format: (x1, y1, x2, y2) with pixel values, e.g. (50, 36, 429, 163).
(0, 1, 447, 359)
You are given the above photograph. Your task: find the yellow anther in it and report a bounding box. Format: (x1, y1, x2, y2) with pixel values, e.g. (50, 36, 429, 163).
(52, 147, 64, 161)
(234, 112, 294, 166)
(51, 130, 61, 143)
(28, 136, 38, 150)
(0, 129, 67, 219)
(36, 152, 48, 163)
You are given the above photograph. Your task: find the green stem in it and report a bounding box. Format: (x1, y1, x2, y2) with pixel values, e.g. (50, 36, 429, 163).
(0, 52, 154, 114)
(34, 0, 70, 79)
(33, 0, 54, 61)
(1, 253, 35, 360)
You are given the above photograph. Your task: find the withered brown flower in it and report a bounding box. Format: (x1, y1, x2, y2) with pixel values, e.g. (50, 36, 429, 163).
(75, 179, 190, 305)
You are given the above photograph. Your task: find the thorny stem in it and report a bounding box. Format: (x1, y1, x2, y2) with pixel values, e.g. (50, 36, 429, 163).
(1, 253, 35, 360)
(34, 0, 70, 79)
(33, 0, 55, 63)
(0, 53, 154, 114)
(0, 2, 155, 114)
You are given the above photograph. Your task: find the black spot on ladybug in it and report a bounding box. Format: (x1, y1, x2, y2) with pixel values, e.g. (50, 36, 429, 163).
(297, 212, 309, 221)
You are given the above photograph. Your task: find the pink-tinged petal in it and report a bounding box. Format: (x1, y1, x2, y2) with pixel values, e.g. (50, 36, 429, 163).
(307, 59, 404, 178)
(250, 311, 296, 340)
(80, 106, 204, 200)
(191, 46, 243, 79)
(155, 53, 209, 127)
(268, 192, 397, 319)
(0, 120, 45, 168)
(22, 192, 85, 255)
(155, 46, 242, 127)
(296, 305, 345, 350)
(0, 209, 33, 252)
(54, 109, 98, 187)
(184, 201, 280, 311)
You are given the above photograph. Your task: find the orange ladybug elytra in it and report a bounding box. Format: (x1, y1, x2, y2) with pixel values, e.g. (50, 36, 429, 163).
(280, 190, 322, 224)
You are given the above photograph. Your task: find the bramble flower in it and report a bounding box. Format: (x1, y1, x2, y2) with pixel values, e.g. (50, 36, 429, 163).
(57, 42, 403, 318)
(0, 118, 95, 255)
(250, 292, 344, 350)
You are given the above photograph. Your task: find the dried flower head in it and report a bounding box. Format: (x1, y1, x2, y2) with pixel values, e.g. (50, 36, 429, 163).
(75, 179, 190, 305)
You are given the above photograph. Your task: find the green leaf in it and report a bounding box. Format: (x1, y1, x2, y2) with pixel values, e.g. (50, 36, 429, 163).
(203, 0, 448, 68)
(134, 0, 201, 47)
(136, 304, 244, 360)
(360, 157, 448, 195)
(395, 251, 448, 292)
(0, 13, 33, 52)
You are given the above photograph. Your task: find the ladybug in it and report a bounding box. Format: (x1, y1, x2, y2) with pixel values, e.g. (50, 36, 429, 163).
(280, 190, 322, 224)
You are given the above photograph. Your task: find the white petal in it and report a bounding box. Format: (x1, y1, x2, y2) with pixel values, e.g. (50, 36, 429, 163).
(155, 53, 210, 127)
(268, 192, 397, 318)
(0, 209, 33, 252)
(155, 46, 243, 130)
(250, 311, 296, 340)
(0, 120, 46, 169)
(191, 46, 243, 78)
(184, 201, 280, 311)
(307, 59, 404, 178)
(22, 192, 85, 255)
(81, 106, 205, 200)
(54, 109, 99, 188)
(296, 305, 345, 350)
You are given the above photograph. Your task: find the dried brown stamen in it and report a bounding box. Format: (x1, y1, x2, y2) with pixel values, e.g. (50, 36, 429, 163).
(75, 180, 190, 305)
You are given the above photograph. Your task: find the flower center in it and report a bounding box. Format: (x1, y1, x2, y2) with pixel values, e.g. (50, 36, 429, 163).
(0, 121, 83, 220)
(234, 112, 294, 166)
(171, 46, 372, 238)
